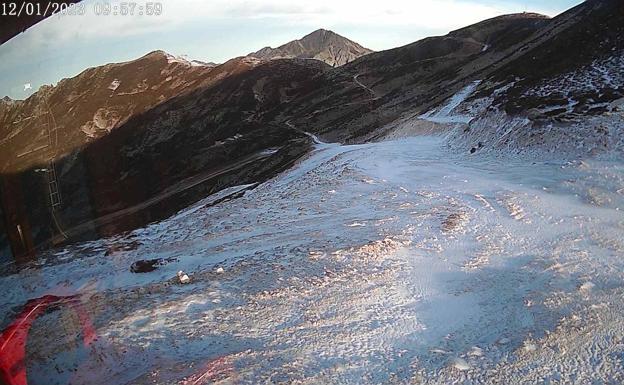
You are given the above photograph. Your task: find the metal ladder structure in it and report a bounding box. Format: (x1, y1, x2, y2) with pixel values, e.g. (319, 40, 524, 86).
(44, 100, 62, 210)
(44, 98, 68, 242)
(47, 163, 62, 208)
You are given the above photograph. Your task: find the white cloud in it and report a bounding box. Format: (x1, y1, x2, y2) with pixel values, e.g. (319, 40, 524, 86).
(218, 0, 508, 28)
(167, 0, 563, 28)
(8, 0, 557, 46)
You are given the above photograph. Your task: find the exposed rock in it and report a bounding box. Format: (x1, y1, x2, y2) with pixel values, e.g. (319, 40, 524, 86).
(130, 257, 177, 273)
(270, 13, 550, 143)
(0, 50, 243, 174)
(177, 270, 190, 284)
(248, 29, 373, 67)
(480, 0, 624, 119)
(130, 259, 162, 273)
(0, 56, 317, 257)
(2, 2, 622, 259)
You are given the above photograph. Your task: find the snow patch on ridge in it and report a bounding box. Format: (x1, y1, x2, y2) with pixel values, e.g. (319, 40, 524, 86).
(108, 79, 120, 91)
(164, 53, 213, 67)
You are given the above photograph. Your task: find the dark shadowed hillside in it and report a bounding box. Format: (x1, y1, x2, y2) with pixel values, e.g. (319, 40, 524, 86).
(0, 58, 328, 257)
(270, 13, 550, 141)
(481, 0, 624, 117)
(2, 1, 623, 259)
(0, 51, 225, 173)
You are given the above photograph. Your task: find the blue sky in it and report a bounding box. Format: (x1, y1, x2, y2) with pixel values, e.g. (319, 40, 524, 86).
(0, 0, 583, 99)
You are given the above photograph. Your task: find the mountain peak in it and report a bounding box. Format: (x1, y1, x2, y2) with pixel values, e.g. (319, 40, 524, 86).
(303, 28, 334, 37)
(142, 49, 169, 59)
(248, 29, 372, 67)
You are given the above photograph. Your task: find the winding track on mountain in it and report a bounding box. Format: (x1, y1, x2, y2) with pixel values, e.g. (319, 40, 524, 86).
(353, 73, 379, 100)
(293, 71, 382, 121)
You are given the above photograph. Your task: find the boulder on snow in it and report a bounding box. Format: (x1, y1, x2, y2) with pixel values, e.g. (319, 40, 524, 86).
(130, 257, 177, 273)
(177, 270, 191, 284)
(130, 259, 163, 273)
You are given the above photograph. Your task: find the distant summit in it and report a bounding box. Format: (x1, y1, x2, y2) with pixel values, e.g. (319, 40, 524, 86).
(248, 28, 373, 67)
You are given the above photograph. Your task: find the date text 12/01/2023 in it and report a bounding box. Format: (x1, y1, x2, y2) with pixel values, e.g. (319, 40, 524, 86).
(0, 2, 163, 17)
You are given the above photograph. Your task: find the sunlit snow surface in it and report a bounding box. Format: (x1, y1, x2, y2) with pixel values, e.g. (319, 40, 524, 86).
(2, 136, 624, 384)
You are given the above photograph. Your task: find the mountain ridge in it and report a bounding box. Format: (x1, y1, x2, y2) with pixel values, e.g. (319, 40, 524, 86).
(248, 28, 373, 66)
(1, 4, 622, 258)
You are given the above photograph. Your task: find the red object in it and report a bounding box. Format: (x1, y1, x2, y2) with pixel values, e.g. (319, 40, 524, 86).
(0, 295, 95, 385)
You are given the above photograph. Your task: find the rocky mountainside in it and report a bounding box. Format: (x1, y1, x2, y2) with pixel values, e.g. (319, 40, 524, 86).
(481, 0, 623, 117)
(269, 12, 551, 141)
(248, 28, 373, 66)
(57, 57, 327, 239)
(263, 2, 622, 149)
(1, 10, 540, 253)
(0, 54, 324, 259)
(0, 50, 231, 173)
(2, 1, 623, 260)
(447, 0, 624, 155)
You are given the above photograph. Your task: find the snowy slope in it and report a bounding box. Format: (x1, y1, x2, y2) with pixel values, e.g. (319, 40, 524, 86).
(2, 134, 624, 384)
(424, 49, 624, 158)
(420, 81, 482, 124)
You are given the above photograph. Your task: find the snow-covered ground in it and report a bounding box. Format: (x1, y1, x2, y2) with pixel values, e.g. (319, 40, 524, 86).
(2, 134, 624, 384)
